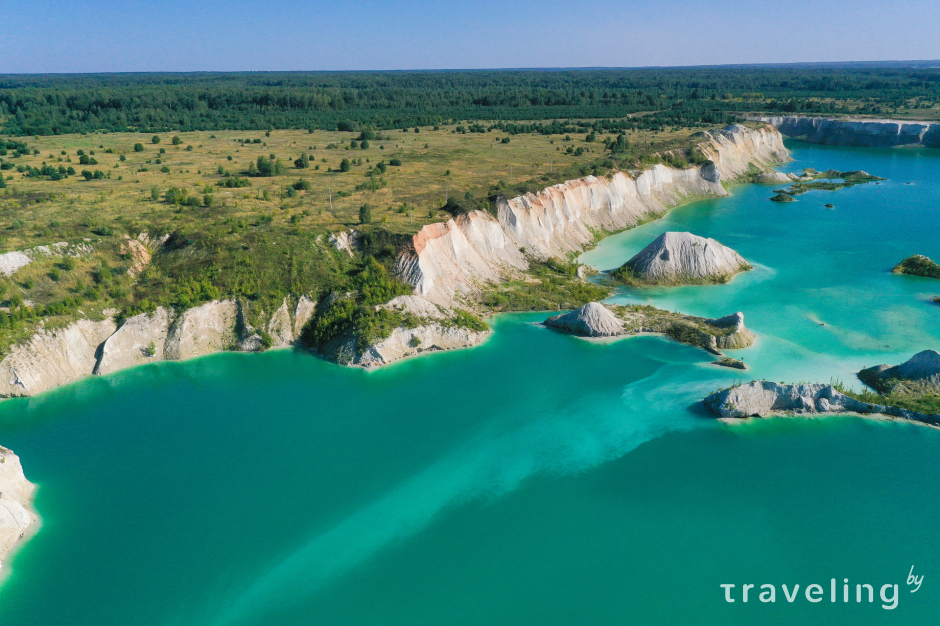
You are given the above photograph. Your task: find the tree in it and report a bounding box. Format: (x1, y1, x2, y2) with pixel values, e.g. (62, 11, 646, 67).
(165, 187, 186, 204)
(360, 140, 370, 149)
(151, 135, 161, 144)
(81, 170, 93, 180)
(0, 176, 5, 189)
(389, 158, 402, 166)
(133, 143, 144, 152)
(294, 153, 309, 169)
(340, 158, 351, 172)
(171, 136, 182, 145)
(359, 204, 372, 224)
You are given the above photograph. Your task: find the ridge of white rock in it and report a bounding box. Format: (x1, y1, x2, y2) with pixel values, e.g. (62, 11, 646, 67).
(754, 115, 940, 148)
(0, 318, 118, 397)
(396, 124, 788, 306)
(704, 381, 940, 427)
(0, 445, 37, 569)
(544, 302, 625, 337)
(0, 296, 319, 398)
(624, 231, 749, 284)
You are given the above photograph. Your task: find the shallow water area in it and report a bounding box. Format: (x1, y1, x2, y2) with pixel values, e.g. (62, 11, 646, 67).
(0, 141, 938, 625)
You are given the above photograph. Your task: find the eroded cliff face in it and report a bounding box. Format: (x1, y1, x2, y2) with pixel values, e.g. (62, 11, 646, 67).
(316, 295, 490, 368)
(0, 296, 318, 398)
(0, 446, 37, 569)
(0, 319, 118, 397)
(755, 116, 940, 148)
(397, 124, 788, 306)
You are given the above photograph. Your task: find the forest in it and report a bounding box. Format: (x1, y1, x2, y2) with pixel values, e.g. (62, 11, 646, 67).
(2, 67, 939, 136)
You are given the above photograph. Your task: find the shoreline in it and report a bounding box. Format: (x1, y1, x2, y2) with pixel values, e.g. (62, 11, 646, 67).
(717, 411, 940, 432)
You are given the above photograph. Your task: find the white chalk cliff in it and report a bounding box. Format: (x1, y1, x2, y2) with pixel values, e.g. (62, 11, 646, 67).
(396, 124, 788, 306)
(0, 445, 37, 570)
(0, 296, 317, 398)
(755, 115, 940, 148)
(622, 231, 750, 284)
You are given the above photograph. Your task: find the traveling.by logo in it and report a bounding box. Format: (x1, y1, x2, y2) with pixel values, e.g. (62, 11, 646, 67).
(720, 566, 923, 610)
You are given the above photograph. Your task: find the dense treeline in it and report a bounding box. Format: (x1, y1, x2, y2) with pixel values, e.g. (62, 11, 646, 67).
(1, 68, 939, 136)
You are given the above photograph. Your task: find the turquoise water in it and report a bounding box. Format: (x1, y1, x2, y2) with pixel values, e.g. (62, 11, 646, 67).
(0, 141, 938, 625)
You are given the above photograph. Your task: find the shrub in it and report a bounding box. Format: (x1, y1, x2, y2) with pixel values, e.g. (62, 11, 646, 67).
(359, 204, 372, 224)
(171, 136, 182, 145)
(133, 143, 144, 152)
(389, 158, 401, 166)
(340, 158, 351, 172)
(151, 135, 161, 144)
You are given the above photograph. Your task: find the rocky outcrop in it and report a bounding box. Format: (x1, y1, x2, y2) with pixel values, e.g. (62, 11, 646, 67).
(619, 231, 750, 284)
(704, 381, 940, 427)
(706, 312, 756, 350)
(95, 307, 172, 375)
(858, 350, 940, 393)
(266, 299, 295, 346)
(316, 295, 490, 368)
(397, 124, 789, 306)
(544, 302, 755, 354)
(163, 300, 239, 361)
(293, 296, 316, 339)
(755, 116, 940, 148)
(0, 318, 117, 397)
(0, 445, 37, 569)
(544, 302, 625, 337)
(756, 171, 797, 184)
(329, 230, 359, 257)
(353, 324, 489, 368)
(121, 237, 151, 278)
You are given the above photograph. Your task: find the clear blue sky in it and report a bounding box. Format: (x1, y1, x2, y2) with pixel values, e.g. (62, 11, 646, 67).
(3, 0, 939, 73)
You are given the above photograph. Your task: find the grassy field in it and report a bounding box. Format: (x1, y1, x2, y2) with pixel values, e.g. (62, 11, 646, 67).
(0, 120, 716, 353)
(0, 122, 707, 240)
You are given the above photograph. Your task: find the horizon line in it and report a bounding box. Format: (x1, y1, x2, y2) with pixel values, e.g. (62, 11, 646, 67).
(2, 59, 940, 78)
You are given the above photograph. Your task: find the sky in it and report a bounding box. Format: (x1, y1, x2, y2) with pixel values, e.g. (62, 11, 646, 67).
(3, 0, 939, 74)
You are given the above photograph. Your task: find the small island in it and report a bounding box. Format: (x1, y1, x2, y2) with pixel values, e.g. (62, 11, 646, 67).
(768, 168, 883, 202)
(544, 302, 755, 354)
(704, 350, 940, 426)
(611, 231, 751, 285)
(893, 254, 940, 279)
